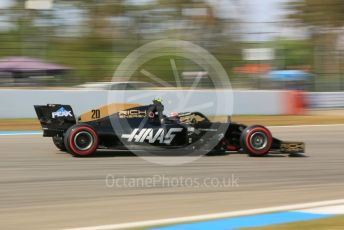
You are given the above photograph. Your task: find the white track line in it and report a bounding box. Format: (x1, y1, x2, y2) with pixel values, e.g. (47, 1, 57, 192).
(0, 132, 41, 136)
(298, 204, 344, 215)
(62, 199, 344, 230)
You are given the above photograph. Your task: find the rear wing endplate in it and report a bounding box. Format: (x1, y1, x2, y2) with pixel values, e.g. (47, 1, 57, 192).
(34, 104, 76, 137)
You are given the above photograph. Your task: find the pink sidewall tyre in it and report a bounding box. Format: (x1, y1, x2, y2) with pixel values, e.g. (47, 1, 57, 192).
(240, 125, 272, 157)
(64, 124, 99, 157)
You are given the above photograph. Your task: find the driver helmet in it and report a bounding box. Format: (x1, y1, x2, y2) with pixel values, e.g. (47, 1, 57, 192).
(153, 98, 162, 104)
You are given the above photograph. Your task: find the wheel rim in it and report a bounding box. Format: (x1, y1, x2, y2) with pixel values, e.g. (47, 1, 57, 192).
(249, 132, 268, 150)
(73, 131, 94, 151)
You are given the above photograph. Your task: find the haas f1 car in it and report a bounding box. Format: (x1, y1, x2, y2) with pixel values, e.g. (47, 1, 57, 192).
(34, 100, 305, 157)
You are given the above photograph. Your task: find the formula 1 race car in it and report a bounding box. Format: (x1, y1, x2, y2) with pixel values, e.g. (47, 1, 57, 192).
(34, 100, 305, 157)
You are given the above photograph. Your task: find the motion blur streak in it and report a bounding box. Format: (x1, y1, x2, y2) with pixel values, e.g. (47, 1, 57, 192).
(64, 199, 344, 230)
(1, 0, 344, 91)
(0, 125, 344, 230)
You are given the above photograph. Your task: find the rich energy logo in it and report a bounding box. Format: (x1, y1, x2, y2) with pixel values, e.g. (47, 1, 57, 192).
(51, 107, 73, 119)
(121, 128, 183, 144)
(119, 110, 147, 118)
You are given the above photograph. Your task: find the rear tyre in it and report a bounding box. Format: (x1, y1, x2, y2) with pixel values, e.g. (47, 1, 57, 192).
(64, 124, 98, 157)
(52, 135, 66, 151)
(240, 125, 272, 157)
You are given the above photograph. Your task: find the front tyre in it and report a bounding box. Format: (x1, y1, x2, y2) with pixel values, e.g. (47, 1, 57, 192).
(64, 124, 98, 157)
(52, 135, 66, 151)
(240, 125, 272, 157)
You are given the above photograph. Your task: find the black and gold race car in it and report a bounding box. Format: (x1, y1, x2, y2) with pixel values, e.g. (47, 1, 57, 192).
(34, 100, 305, 157)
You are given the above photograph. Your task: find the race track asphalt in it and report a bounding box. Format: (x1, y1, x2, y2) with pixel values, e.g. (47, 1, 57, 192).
(0, 125, 344, 230)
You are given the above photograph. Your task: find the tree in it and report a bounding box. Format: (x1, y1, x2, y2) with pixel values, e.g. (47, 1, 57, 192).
(286, 0, 344, 91)
(0, 0, 237, 85)
(287, 0, 344, 28)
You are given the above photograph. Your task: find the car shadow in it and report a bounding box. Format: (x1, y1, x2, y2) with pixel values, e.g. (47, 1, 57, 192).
(86, 150, 211, 158)
(68, 150, 307, 158)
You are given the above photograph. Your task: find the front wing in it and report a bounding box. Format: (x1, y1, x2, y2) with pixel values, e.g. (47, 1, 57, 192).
(272, 137, 305, 154)
(280, 142, 305, 154)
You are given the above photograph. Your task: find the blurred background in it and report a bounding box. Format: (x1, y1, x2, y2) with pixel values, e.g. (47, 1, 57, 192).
(1, 0, 343, 91)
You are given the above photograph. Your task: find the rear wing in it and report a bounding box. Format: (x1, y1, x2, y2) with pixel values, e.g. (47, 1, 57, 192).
(34, 104, 76, 137)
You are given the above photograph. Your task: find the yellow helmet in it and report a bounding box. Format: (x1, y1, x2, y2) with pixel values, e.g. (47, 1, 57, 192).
(153, 98, 162, 103)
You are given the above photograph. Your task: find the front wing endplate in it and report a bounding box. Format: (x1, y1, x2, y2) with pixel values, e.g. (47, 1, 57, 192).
(280, 142, 305, 154)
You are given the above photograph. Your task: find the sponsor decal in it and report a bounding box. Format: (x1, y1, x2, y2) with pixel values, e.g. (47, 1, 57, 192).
(121, 128, 183, 144)
(119, 109, 147, 118)
(51, 107, 72, 118)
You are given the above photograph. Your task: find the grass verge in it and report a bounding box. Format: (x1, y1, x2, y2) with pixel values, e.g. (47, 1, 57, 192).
(0, 119, 41, 131)
(242, 215, 344, 230)
(232, 115, 344, 126)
